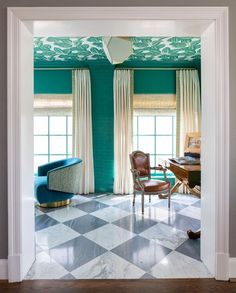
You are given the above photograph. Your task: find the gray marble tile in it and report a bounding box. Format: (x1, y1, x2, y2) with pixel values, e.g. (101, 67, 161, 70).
(162, 213, 201, 232)
(71, 251, 145, 279)
(176, 238, 201, 261)
(75, 200, 109, 213)
(150, 251, 211, 278)
(140, 222, 188, 250)
(111, 236, 171, 271)
(49, 236, 107, 272)
(64, 214, 108, 234)
(192, 200, 201, 208)
(60, 273, 76, 279)
(35, 214, 59, 232)
(113, 214, 157, 234)
(84, 224, 135, 250)
(140, 273, 156, 279)
(154, 199, 187, 212)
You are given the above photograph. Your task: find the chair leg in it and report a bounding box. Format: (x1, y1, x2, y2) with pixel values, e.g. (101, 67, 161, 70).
(149, 194, 151, 203)
(133, 191, 136, 206)
(142, 191, 144, 214)
(168, 189, 171, 209)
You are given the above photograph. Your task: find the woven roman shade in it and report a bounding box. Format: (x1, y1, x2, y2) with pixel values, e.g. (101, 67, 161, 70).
(34, 94, 72, 115)
(133, 94, 176, 115)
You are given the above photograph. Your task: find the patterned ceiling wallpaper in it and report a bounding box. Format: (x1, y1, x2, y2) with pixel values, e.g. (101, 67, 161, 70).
(34, 37, 201, 62)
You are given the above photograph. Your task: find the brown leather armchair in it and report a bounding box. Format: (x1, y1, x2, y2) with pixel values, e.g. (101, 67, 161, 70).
(130, 150, 171, 214)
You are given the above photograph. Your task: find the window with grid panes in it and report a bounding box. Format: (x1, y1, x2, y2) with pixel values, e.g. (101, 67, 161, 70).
(133, 114, 176, 170)
(34, 115, 72, 174)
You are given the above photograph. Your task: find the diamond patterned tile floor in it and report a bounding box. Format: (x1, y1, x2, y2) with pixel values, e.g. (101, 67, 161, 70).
(26, 193, 211, 279)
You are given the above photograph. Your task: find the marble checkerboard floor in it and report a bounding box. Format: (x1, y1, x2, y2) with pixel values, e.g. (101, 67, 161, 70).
(26, 193, 211, 279)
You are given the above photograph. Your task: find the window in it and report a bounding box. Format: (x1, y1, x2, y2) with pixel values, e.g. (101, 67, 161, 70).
(133, 114, 176, 167)
(34, 115, 72, 174)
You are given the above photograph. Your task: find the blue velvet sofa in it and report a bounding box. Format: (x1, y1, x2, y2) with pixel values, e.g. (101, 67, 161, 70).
(34, 158, 82, 207)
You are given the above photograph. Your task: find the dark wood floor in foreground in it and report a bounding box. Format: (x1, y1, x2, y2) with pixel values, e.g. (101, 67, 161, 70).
(0, 279, 236, 293)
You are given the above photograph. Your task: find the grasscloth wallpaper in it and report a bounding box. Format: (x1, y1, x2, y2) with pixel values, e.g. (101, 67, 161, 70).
(0, 0, 236, 260)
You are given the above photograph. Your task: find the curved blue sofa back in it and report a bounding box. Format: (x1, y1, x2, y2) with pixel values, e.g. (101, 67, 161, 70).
(38, 158, 82, 176)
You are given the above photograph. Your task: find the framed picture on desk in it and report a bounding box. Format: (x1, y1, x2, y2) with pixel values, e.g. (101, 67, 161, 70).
(184, 132, 201, 154)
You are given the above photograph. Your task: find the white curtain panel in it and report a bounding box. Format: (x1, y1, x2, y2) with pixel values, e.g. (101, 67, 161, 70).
(73, 69, 94, 194)
(176, 69, 201, 155)
(113, 69, 133, 194)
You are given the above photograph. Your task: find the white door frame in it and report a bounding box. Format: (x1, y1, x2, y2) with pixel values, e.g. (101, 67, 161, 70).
(7, 7, 229, 282)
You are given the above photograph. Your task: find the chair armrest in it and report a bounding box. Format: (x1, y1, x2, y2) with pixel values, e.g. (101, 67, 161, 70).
(151, 164, 168, 181)
(130, 168, 144, 190)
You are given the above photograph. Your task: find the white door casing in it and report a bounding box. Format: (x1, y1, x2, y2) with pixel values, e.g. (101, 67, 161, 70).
(7, 7, 229, 282)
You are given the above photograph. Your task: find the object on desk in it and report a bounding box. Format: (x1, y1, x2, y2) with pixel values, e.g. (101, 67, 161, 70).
(170, 156, 200, 165)
(130, 150, 171, 214)
(184, 132, 201, 155)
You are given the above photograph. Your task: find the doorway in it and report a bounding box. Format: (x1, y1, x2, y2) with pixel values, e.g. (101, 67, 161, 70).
(7, 7, 229, 282)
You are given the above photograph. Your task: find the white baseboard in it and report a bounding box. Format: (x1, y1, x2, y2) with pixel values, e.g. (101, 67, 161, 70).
(215, 253, 229, 280)
(229, 258, 236, 279)
(0, 259, 8, 280)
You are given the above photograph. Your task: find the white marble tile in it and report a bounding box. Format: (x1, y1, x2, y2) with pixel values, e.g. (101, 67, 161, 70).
(91, 206, 130, 222)
(70, 195, 92, 206)
(171, 194, 199, 206)
(47, 206, 87, 222)
(95, 195, 131, 206)
(35, 207, 43, 217)
(84, 224, 135, 250)
(150, 251, 212, 278)
(36, 223, 79, 250)
(178, 205, 201, 220)
(140, 207, 175, 222)
(135, 194, 161, 205)
(71, 251, 145, 279)
(25, 251, 68, 279)
(140, 223, 188, 250)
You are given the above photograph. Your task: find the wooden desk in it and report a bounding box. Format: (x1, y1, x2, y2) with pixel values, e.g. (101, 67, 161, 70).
(167, 159, 201, 197)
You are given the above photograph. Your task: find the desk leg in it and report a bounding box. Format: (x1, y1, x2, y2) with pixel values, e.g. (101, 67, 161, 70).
(170, 180, 182, 194)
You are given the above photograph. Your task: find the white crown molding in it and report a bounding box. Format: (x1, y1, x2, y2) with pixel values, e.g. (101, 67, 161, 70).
(0, 260, 8, 280)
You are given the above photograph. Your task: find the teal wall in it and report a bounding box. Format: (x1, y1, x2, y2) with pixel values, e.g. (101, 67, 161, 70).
(34, 70, 72, 94)
(134, 70, 176, 94)
(34, 60, 200, 192)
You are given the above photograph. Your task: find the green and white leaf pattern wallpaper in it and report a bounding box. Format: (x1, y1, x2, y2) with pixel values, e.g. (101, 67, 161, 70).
(34, 37, 201, 62)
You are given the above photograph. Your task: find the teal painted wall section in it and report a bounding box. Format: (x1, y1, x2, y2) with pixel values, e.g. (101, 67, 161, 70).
(34, 70, 72, 94)
(90, 65, 114, 192)
(134, 70, 176, 94)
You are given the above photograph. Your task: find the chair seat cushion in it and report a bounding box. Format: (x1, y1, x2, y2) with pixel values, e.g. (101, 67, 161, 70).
(135, 180, 170, 193)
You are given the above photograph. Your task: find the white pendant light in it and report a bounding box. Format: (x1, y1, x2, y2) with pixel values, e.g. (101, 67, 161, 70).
(102, 37, 133, 65)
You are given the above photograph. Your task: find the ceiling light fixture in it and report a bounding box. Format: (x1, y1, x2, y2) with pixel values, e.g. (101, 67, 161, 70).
(102, 37, 133, 65)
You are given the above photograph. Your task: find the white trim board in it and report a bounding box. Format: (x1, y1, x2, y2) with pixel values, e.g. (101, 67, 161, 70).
(0, 260, 8, 280)
(229, 258, 236, 279)
(7, 7, 229, 282)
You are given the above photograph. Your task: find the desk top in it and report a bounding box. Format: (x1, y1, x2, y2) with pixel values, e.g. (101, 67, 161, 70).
(167, 159, 201, 172)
